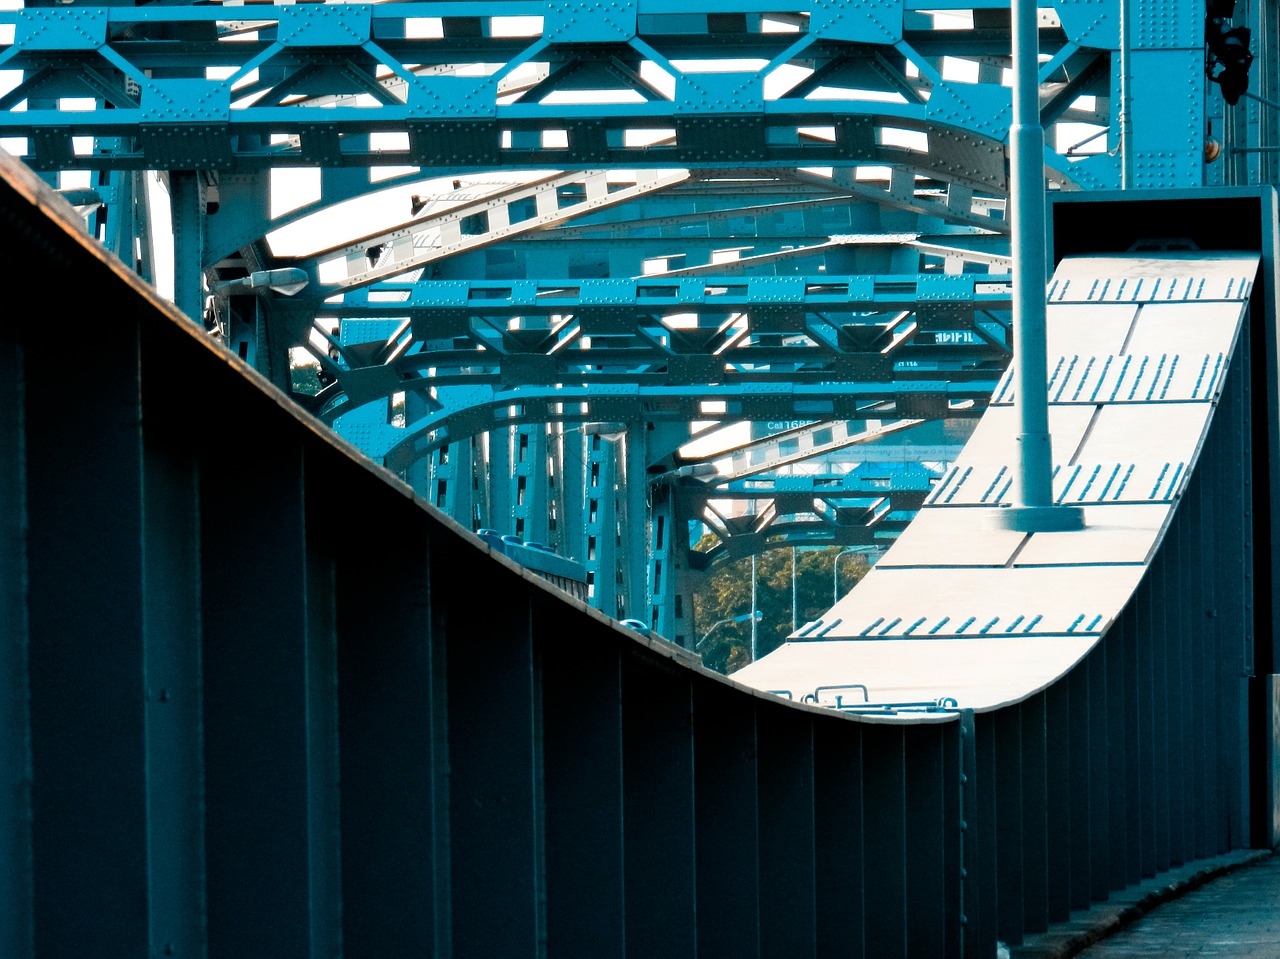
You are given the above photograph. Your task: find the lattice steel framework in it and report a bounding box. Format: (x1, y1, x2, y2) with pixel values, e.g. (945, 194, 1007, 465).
(2, 0, 1259, 641)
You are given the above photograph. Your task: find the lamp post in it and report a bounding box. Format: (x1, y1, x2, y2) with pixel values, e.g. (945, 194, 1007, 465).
(998, 0, 1084, 533)
(833, 547, 876, 605)
(697, 610, 762, 648)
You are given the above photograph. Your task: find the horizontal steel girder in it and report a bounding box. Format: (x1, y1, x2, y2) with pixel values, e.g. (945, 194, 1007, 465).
(0, 1, 1108, 188)
(310, 273, 1008, 408)
(330, 376, 996, 470)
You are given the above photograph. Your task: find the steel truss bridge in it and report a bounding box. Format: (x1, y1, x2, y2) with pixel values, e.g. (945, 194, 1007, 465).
(7, 0, 1264, 641)
(3, 0, 1280, 956)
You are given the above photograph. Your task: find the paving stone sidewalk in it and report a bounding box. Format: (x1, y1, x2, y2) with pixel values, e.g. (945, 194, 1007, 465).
(1012, 849, 1276, 959)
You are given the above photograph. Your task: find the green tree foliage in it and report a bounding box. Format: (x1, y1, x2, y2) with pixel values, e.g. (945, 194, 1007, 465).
(290, 358, 321, 396)
(693, 540, 871, 674)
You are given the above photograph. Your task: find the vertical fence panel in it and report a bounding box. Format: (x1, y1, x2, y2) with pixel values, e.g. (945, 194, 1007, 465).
(1194, 454, 1217, 861)
(759, 705, 817, 958)
(1153, 539, 1173, 872)
(694, 682, 760, 959)
(0, 291, 32, 959)
(1121, 610, 1143, 884)
(993, 709, 1024, 946)
(1229, 331, 1249, 847)
(1066, 662, 1092, 911)
(904, 723, 950, 958)
(1167, 502, 1190, 866)
(959, 711, 987, 959)
(971, 714, 999, 959)
(200, 430, 324, 958)
(138, 332, 207, 959)
(25, 296, 149, 957)
(941, 718, 963, 959)
(622, 654, 696, 958)
(1045, 678, 1074, 921)
(1137, 564, 1158, 879)
(333, 491, 441, 958)
(441, 553, 541, 956)
(1020, 696, 1049, 933)
(1087, 645, 1111, 903)
(814, 716, 864, 958)
(863, 725, 908, 959)
(542, 599, 625, 957)
(1106, 609, 1131, 889)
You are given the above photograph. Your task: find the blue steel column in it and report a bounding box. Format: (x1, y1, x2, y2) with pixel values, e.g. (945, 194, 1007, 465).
(512, 424, 549, 543)
(424, 439, 476, 525)
(1001, 0, 1083, 532)
(554, 425, 586, 564)
(647, 482, 679, 639)
(620, 430, 649, 620)
(169, 172, 204, 324)
(488, 427, 514, 534)
(584, 432, 621, 616)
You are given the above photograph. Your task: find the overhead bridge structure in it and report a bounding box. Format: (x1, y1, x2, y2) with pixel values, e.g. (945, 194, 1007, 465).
(5, 0, 1280, 956)
(0, 0, 1228, 640)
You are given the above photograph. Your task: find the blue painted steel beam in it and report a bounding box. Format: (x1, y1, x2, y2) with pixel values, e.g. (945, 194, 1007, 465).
(328, 376, 994, 466)
(0, 1, 1124, 190)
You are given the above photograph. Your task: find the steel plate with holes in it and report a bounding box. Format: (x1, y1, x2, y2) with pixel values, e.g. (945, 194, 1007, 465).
(733, 251, 1259, 712)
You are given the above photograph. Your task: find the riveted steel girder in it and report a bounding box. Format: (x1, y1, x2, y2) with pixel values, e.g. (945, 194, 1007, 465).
(0, 0, 1132, 191)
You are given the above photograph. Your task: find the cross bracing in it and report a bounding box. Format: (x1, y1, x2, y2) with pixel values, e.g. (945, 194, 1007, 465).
(0, 0, 1236, 644)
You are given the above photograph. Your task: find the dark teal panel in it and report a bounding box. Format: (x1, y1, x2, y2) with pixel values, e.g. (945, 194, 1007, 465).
(814, 717, 864, 958)
(622, 656, 696, 959)
(334, 484, 442, 958)
(442, 553, 540, 956)
(694, 682, 760, 958)
(25, 299, 149, 956)
(542, 599, 626, 958)
(758, 704, 816, 958)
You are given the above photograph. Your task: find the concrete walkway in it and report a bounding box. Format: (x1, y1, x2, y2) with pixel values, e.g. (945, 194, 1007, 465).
(1012, 850, 1276, 959)
(1076, 853, 1280, 958)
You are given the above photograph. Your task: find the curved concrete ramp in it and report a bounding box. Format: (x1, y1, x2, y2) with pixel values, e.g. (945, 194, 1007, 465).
(734, 252, 1259, 711)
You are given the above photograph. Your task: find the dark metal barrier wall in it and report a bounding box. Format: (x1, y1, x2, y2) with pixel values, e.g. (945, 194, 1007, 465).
(962, 318, 1257, 954)
(0, 159, 1261, 958)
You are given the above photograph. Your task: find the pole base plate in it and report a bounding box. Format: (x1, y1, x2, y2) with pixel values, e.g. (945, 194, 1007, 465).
(993, 504, 1086, 533)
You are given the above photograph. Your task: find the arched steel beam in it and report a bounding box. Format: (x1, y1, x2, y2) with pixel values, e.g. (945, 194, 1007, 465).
(329, 376, 996, 471)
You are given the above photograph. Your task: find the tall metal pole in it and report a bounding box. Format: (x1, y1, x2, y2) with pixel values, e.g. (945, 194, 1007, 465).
(791, 547, 797, 633)
(750, 554, 758, 661)
(1000, 0, 1084, 532)
(1118, 0, 1134, 187)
